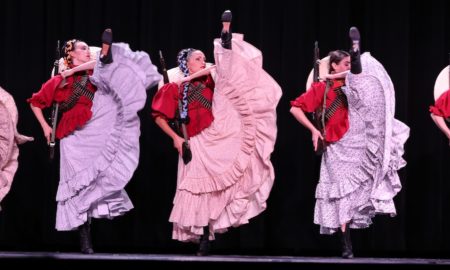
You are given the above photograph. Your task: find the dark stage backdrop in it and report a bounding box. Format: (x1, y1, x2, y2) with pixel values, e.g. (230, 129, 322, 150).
(0, 0, 449, 258)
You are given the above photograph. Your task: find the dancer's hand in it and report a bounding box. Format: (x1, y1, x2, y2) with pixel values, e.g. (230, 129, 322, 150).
(42, 123, 53, 144)
(173, 135, 185, 155)
(311, 129, 324, 151)
(61, 69, 74, 78)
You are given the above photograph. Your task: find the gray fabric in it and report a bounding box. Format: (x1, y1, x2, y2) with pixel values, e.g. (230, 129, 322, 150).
(314, 53, 410, 234)
(56, 43, 162, 231)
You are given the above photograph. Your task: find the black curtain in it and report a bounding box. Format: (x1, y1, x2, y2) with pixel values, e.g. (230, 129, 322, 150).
(0, 0, 449, 257)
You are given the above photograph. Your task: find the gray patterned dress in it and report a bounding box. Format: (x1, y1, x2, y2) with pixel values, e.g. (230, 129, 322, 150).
(55, 43, 162, 230)
(314, 53, 410, 234)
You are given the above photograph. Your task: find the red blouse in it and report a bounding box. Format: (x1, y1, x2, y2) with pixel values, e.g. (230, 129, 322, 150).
(430, 89, 450, 118)
(290, 80, 349, 143)
(27, 71, 97, 139)
(152, 75, 215, 138)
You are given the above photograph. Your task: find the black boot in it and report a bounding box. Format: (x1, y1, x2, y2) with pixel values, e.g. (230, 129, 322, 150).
(221, 10, 232, 50)
(349, 26, 362, 74)
(100, 28, 113, 64)
(196, 227, 210, 256)
(340, 229, 354, 259)
(78, 221, 94, 254)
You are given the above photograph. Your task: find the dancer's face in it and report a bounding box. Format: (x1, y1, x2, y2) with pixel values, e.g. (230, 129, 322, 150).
(69, 41, 91, 65)
(331, 56, 351, 73)
(187, 50, 206, 74)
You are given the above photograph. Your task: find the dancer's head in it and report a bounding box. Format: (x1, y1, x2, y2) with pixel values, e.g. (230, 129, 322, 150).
(63, 39, 91, 66)
(177, 48, 206, 76)
(328, 50, 351, 74)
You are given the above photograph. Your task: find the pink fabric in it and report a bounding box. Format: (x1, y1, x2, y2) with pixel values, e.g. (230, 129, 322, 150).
(169, 34, 282, 241)
(0, 87, 33, 205)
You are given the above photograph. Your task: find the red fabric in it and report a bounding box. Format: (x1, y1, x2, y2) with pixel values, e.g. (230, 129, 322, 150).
(290, 80, 349, 143)
(152, 75, 215, 138)
(430, 89, 450, 118)
(27, 71, 97, 139)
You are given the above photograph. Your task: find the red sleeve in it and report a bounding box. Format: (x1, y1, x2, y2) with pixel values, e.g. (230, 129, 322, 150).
(430, 89, 450, 118)
(290, 82, 325, 113)
(151, 83, 179, 120)
(27, 75, 64, 109)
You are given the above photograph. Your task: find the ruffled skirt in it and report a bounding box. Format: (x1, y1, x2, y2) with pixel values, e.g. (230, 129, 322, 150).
(314, 53, 409, 234)
(56, 43, 161, 230)
(169, 34, 282, 241)
(0, 87, 33, 208)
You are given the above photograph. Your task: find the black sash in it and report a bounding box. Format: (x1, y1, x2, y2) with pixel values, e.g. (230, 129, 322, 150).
(59, 74, 94, 112)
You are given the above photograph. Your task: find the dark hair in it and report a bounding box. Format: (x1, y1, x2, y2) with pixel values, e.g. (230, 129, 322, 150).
(177, 48, 196, 72)
(176, 48, 197, 122)
(328, 50, 350, 73)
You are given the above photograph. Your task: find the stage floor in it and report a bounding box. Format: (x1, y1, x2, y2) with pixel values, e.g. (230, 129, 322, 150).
(0, 251, 449, 268)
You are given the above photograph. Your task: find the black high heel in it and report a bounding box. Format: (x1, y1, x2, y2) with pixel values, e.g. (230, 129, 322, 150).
(221, 10, 232, 22)
(79, 221, 94, 254)
(340, 229, 354, 259)
(349, 26, 360, 52)
(196, 227, 211, 256)
(349, 26, 362, 74)
(100, 28, 113, 64)
(221, 10, 232, 49)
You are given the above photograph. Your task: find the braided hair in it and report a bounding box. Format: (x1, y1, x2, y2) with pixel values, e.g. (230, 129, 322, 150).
(177, 48, 196, 123)
(63, 39, 83, 66)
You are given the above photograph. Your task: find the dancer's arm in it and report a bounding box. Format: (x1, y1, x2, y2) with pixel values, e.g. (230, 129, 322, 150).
(30, 105, 52, 144)
(61, 60, 97, 78)
(431, 114, 450, 142)
(290, 107, 323, 151)
(155, 116, 185, 155)
(175, 65, 217, 86)
(322, 70, 349, 80)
